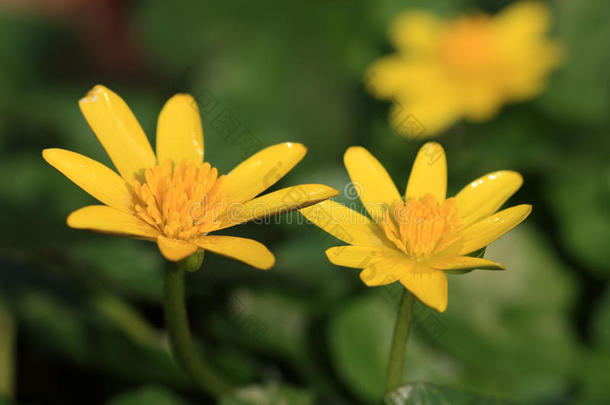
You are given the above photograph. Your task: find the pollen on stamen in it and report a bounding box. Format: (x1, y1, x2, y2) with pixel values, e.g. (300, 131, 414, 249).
(132, 160, 225, 240)
(381, 194, 462, 260)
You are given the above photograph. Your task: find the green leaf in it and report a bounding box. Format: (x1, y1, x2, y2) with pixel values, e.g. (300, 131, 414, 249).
(71, 238, 164, 301)
(328, 293, 395, 402)
(106, 386, 191, 405)
(209, 288, 311, 359)
(384, 382, 509, 405)
(219, 383, 313, 405)
(435, 226, 581, 401)
(0, 298, 15, 400)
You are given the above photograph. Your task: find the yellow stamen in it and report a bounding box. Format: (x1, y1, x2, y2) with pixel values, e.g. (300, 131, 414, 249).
(381, 194, 462, 260)
(132, 160, 225, 240)
(440, 15, 495, 76)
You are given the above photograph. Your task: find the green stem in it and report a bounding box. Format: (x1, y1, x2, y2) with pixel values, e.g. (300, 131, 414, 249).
(163, 260, 234, 396)
(385, 290, 415, 393)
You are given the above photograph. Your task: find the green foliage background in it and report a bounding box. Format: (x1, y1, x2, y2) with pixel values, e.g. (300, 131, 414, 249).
(0, 0, 608, 404)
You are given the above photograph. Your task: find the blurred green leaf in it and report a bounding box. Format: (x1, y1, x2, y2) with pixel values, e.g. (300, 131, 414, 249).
(210, 288, 311, 359)
(0, 299, 15, 399)
(71, 238, 164, 301)
(384, 382, 509, 405)
(546, 158, 610, 272)
(328, 293, 395, 402)
(106, 386, 191, 405)
(436, 225, 581, 401)
(219, 383, 313, 405)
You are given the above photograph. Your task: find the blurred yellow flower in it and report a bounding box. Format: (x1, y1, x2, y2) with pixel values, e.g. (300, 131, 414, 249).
(44, 85, 337, 266)
(300, 142, 530, 312)
(367, 1, 562, 138)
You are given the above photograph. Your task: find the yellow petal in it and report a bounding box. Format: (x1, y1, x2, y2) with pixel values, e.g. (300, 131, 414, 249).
(390, 10, 443, 54)
(214, 184, 338, 230)
(427, 255, 505, 271)
(192, 235, 275, 270)
(67, 205, 158, 239)
(360, 257, 416, 286)
(366, 56, 413, 98)
(343, 147, 401, 224)
(156, 94, 204, 165)
(389, 77, 461, 139)
(221, 142, 307, 204)
(456, 171, 523, 227)
(399, 266, 448, 312)
(157, 236, 198, 262)
(78, 85, 156, 182)
(43, 148, 132, 212)
(299, 200, 394, 248)
(405, 142, 447, 202)
(459, 204, 532, 255)
(326, 245, 403, 269)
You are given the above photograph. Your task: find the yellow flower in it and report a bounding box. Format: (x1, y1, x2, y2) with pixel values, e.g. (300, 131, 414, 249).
(367, 1, 562, 137)
(43, 85, 338, 267)
(299, 143, 531, 312)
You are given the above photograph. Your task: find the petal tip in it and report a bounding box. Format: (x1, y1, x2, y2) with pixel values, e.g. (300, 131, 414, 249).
(41, 148, 57, 162)
(80, 84, 110, 104)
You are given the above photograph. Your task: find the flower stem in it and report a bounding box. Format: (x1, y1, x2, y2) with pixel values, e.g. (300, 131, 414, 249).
(385, 289, 415, 393)
(163, 259, 234, 396)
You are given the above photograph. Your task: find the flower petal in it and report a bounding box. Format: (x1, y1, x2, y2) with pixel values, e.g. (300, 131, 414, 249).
(43, 148, 132, 212)
(456, 170, 523, 227)
(389, 11, 443, 54)
(78, 85, 156, 182)
(67, 205, 158, 239)
(221, 142, 306, 204)
(192, 235, 275, 270)
(157, 236, 198, 262)
(299, 200, 394, 248)
(360, 257, 416, 286)
(214, 184, 338, 230)
(344, 147, 401, 224)
(459, 204, 532, 255)
(399, 266, 448, 312)
(156, 94, 204, 165)
(326, 245, 403, 269)
(405, 142, 447, 202)
(427, 255, 505, 271)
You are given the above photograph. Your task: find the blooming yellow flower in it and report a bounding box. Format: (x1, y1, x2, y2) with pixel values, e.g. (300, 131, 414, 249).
(43, 85, 337, 267)
(367, 1, 562, 137)
(299, 143, 531, 312)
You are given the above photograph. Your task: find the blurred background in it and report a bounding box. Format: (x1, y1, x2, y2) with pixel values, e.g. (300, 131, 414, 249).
(0, 0, 608, 404)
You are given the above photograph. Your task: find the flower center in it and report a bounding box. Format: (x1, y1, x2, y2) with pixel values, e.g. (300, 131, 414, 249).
(132, 160, 225, 240)
(381, 194, 462, 260)
(440, 15, 495, 76)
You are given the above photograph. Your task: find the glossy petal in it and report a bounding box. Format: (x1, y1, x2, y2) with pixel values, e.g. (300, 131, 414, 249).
(157, 236, 198, 262)
(399, 266, 448, 312)
(427, 255, 505, 271)
(79, 85, 156, 182)
(459, 204, 532, 255)
(326, 245, 403, 269)
(43, 148, 132, 212)
(67, 205, 158, 239)
(299, 200, 394, 248)
(221, 142, 306, 204)
(360, 257, 416, 286)
(405, 142, 447, 202)
(156, 94, 204, 165)
(456, 171, 523, 227)
(344, 147, 401, 224)
(192, 235, 275, 270)
(214, 184, 338, 230)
